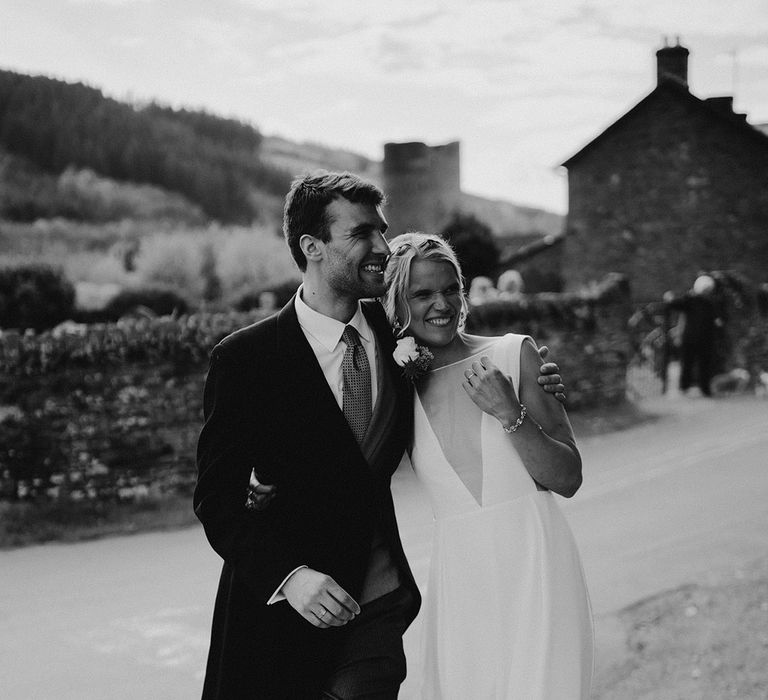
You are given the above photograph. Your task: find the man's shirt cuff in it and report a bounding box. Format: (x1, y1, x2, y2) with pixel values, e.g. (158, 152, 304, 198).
(266, 565, 308, 605)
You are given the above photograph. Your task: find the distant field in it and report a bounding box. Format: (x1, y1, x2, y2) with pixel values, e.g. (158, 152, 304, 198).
(0, 218, 298, 311)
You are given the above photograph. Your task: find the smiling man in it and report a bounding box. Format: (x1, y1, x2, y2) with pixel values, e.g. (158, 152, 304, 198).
(194, 171, 422, 699)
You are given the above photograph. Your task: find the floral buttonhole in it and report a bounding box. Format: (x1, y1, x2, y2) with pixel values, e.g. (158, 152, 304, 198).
(393, 336, 433, 382)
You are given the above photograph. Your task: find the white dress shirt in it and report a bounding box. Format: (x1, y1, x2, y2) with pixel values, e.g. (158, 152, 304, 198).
(267, 286, 379, 604)
(293, 285, 379, 409)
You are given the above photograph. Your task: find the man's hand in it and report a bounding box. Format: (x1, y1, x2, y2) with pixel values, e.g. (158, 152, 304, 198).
(537, 345, 566, 404)
(282, 568, 361, 629)
(245, 469, 277, 511)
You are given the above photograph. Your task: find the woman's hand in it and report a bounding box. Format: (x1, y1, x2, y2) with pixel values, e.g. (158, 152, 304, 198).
(461, 356, 520, 427)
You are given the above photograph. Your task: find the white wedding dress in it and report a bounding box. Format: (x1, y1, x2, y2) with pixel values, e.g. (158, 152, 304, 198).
(411, 334, 593, 699)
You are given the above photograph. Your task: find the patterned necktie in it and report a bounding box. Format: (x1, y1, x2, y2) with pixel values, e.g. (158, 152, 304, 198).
(341, 325, 372, 444)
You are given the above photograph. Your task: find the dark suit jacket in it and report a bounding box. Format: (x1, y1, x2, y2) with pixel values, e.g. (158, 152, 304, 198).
(194, 297, 419, 699)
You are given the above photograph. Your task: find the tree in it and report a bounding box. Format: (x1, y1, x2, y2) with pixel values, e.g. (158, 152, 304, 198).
(439, 213, 499, 283)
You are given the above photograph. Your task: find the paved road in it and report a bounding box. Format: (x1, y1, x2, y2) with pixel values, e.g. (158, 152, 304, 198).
(1, 395, 767, 699)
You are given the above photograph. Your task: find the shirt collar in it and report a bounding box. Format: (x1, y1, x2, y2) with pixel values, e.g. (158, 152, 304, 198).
(295, 285, 373, 352)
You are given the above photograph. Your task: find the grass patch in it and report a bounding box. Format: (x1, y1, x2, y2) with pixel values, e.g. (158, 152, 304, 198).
(0, 495, 198, 549)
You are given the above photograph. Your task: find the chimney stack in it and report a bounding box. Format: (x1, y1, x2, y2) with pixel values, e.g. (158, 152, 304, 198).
(656, 36, 689, 89)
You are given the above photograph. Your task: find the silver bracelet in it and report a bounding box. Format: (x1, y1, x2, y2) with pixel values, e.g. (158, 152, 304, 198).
(502, 403, 527, 433)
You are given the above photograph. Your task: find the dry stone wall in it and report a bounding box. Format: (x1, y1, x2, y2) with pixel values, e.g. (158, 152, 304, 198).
(0, 284, 634, 503)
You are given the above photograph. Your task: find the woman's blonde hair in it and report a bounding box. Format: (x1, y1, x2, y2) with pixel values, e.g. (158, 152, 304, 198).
(382, 232, 469, 336)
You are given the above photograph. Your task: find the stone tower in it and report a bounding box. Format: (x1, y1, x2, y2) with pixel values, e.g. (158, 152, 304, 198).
(382, 140, 461, 237)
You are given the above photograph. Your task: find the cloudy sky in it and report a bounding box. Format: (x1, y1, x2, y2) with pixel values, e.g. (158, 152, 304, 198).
(2, 0, 767, 214)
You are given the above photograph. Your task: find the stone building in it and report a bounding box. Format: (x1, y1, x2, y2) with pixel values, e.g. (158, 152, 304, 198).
(560, 40, 768, 301)
(382, 140, 461, 237)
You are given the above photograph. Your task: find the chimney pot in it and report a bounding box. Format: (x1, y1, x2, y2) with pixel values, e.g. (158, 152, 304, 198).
(656, 40, 689, 88)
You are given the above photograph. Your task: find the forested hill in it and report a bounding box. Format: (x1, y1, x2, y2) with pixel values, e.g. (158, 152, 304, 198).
(0, 69, 562, 234)
(0, 69, 291, 223)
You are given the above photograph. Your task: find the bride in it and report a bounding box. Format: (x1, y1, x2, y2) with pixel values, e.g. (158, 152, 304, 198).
(383, 232, 593, 699)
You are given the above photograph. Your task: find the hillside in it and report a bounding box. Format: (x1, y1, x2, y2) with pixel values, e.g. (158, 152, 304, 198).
(460, 192, 563, 237)
(0, 69, 290, 224)
(0, 146, 207, 225)
(261, 135, 381, 184)
(0, 68, 562, 235)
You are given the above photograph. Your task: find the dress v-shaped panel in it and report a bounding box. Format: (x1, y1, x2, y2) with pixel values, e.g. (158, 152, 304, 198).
(411, 333, 593, 699)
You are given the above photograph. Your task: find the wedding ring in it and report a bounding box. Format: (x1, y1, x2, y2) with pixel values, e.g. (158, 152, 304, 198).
(318, 608, 327, 619)
(465, 370, 475, 379)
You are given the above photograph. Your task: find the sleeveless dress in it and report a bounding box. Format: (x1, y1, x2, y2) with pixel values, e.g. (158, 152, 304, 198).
(411, 334, 593, 699)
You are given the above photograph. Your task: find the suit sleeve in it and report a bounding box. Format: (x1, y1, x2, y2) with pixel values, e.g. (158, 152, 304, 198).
(193, 344, 306, 603)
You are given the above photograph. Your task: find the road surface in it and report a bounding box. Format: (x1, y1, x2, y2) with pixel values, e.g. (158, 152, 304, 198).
(1, 394, 766, 699)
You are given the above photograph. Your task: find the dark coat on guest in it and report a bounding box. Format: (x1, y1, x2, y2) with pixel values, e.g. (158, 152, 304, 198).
(194, 297, 419, 699)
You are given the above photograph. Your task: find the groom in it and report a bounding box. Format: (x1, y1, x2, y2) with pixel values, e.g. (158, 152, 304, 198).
(195, 170, 565, 698)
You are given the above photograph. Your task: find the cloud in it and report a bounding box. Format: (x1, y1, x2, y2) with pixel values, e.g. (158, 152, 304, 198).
(233, 0, 446, 30)
(597, 0, 768, 35)
(737, 45, 768, 66)
(66, 0, 154, 5)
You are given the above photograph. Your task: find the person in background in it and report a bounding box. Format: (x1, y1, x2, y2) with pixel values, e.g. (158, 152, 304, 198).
(497, 268, 525, 300)
(664, 274, 723, 397)
(468, 275, 498, 305)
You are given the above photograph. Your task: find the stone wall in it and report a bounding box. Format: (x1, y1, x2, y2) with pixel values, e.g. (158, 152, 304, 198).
(563, 87, 768, 301)
(714, 283, 768, 381)
(0, 362, 203, 501)
(0, 310, 268, 502)
(467, 273, 633, 408)
(0, 282, 634, 503)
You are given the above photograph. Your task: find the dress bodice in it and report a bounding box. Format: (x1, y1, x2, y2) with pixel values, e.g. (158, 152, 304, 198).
(408, 336, 594, 699)
(411, 334, 539, 519)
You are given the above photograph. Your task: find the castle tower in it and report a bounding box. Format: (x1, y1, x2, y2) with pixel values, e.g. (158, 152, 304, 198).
(382, 140, 461, 237)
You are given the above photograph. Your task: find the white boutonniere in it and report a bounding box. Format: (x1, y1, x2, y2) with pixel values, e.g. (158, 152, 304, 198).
(393, 336, 433, 382)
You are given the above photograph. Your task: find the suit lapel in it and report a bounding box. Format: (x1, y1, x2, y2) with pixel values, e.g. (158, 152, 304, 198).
(275, 296, 363, 463)
(359, 301, 411, 465)
(274, 296, 406, 478)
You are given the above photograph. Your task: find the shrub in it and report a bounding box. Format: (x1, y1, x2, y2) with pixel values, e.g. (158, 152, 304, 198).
(56, 167, 207, 224)
(0, 264, 76, 331)
(236, 277, 300, 311)
(216, 227, 298, 305)
(103, 286, 188, 319)
(234, 292, 263, 312)
(133, 232, 207, 300)
(440, 213, 500, 282)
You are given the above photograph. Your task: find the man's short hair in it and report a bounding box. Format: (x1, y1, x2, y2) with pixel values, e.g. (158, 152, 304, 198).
(283, 170, 385, 271)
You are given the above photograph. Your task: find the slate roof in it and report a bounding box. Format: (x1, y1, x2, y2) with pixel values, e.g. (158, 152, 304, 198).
(561, 80, 768, 168)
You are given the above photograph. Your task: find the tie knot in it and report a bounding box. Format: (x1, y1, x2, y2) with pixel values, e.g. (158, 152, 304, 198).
(342, 325, 361, 348)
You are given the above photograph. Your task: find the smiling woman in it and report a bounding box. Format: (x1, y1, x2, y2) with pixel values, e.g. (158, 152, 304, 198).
(383, 232, 469, 365)
(399, 258, 464, 361)
(383, 231, 593, 699)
